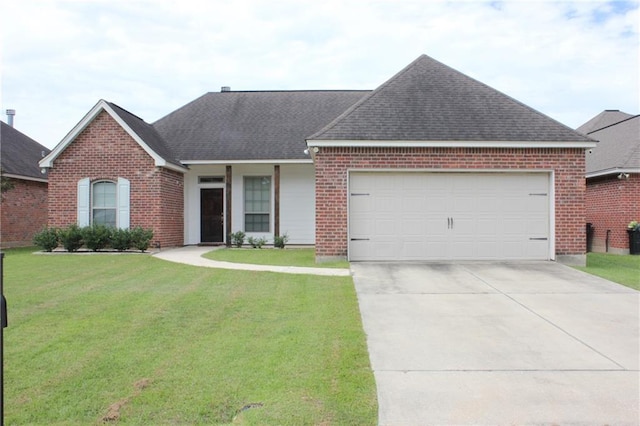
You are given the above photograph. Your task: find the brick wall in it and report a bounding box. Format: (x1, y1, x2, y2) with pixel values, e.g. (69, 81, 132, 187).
(47, 110, 184, 248)
(586, 173, 640, 253)
(0, 178, 48, 247)
(314, 147, 586, 259)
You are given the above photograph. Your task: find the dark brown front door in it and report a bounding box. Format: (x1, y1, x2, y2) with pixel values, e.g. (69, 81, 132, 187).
(201, 188, 224, 243)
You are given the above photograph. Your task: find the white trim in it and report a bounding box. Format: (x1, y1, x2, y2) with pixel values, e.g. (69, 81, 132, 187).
(586, 168, 640, 179)
(307, 139, 597, 149)
(39, 99, 187, 173)
(2, 173, 47, 183)
(183, 159, 313, 165)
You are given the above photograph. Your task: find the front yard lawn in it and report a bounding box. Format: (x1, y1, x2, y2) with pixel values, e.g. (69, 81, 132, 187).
(204, 248, 350, 269)
(575, 253, 640, 291)
(2, 248, 376, 425)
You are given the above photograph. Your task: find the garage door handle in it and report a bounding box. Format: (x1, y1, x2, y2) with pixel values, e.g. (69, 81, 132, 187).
(529, 237, 548, 240)
(447, 217, 454, 229)
(350, 238, 370, 241)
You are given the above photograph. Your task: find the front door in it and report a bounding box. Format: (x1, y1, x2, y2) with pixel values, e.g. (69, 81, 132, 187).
(201, 188, 224, 243)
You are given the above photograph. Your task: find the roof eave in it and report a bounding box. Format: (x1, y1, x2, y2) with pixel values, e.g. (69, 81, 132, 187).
(306, 139, 598, 149)
(586, 167, 640, 179)
(182, 159, 314, 165)
(2, 173, 48, 183)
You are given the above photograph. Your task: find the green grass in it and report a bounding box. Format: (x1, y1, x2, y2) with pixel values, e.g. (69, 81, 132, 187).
(1, 248, 376, 425)
(203, 248, 350, 269)
(574, 253, 640, 291)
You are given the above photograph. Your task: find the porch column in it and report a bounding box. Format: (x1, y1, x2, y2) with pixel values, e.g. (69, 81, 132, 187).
(226, 165, 232, 247)
(274, 165, 280, 237)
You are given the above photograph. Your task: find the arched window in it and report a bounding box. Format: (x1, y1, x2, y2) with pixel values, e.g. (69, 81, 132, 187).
(77, 177, 130, 228)
(92, 181, 117, 227)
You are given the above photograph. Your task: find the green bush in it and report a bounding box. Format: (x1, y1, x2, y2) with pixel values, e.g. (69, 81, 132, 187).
(59, 224, 84, 252)
(229, 231, 245, 248)
(33, 227, 59, 252)
(274, 232, 289, 249)
(82, 225, 112, 252)
(247, 236, 268, 249)
(110, 228, 132, 251)
(130, 227, 154, 252)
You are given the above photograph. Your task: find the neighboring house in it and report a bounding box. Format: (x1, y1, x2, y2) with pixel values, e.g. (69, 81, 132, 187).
(577, 110, 640, 254)
(1, 120, 50, 247)
(40, 54, 595, 264)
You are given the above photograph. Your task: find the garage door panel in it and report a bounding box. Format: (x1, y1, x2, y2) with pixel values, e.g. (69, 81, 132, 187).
(349, 172, 550, 261)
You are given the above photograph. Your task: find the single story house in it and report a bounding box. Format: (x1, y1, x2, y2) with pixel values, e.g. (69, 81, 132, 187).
(40, 54, 596, 264)
(1, 119, 50, 248)
(577, 110, 639, 254)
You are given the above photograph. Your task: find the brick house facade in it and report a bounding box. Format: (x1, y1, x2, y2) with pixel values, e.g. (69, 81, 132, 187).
(586, 174, 640, 253)
(578, 112, 639, 254)
(46, 110, 184, 248)
(313, 147, 588, 260)
(1, 178, 48, 247)
(1, 121, 50, 248)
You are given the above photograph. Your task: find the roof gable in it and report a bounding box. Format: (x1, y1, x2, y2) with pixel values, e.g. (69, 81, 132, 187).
(40, 100, 185, 172)
(1, 121, 50, 181)
(153, 91, 368, 162)
(584, 114, 640, 177)
(309, 54, 594, 145)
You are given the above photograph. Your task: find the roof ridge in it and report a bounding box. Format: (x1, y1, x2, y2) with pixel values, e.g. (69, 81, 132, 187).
(587, 114, 640, 135)
(211, 89, 371, 93)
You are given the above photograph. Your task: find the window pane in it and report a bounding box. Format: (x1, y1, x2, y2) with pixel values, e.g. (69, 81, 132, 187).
(244, 177, 271, 215)
(245, 214, 269, 232)
(93, 182, 116, 208)
(93, 209, 116, 227)
(244, 177, 270, 231)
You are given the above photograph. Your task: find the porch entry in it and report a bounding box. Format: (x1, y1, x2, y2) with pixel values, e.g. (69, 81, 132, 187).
(200, 188, 224, 243)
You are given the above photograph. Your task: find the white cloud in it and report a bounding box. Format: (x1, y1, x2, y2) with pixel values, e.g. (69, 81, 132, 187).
(0, 0, 637, 148)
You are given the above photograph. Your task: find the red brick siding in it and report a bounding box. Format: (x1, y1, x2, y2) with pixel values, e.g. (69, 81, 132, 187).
(47, 111, 184, 247)
(586, 173, 640, 253)
(0, 178, 48, 247)
(314, 147, 586, 258)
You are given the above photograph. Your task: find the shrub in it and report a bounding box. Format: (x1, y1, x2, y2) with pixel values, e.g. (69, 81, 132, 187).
(59, 224, 84, 252)
(229, 231, 245, 248)
(274, 232, 289, 249)
(130, 227, 154, 252)
(82, 225, 112, 252)
(110, 228, 132, 251)
(33, 227, 59, 252)
(247, 236, 268, 249)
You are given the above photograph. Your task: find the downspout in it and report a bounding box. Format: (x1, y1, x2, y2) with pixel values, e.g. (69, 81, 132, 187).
(606, 230, 611, 253)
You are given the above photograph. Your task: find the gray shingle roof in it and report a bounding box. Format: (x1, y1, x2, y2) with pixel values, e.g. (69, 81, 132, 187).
(153, 91, 368, 161)
(309, 54, 594, 143)
(583, 114, 640, 175)
(107, 102, 183, 168)
(1, 121, 50, 180)
(577, 110, 634, 134)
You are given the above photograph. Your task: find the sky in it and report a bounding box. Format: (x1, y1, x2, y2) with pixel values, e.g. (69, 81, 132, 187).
(0, 0, 638, 149)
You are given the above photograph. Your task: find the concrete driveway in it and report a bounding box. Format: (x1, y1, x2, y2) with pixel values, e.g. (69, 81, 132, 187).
(350, 262, 639, 425)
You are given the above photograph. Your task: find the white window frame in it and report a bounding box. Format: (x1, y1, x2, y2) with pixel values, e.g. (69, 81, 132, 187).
(77, 177, 130, 228)
(243, 176, 271, 232)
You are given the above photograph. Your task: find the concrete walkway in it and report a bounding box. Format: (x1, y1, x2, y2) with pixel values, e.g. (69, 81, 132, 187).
(153, 245, 351, 276)
(351, 262, 639, 425)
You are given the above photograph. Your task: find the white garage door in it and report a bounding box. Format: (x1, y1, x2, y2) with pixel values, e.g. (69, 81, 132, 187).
(349, 172, 551, 261)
